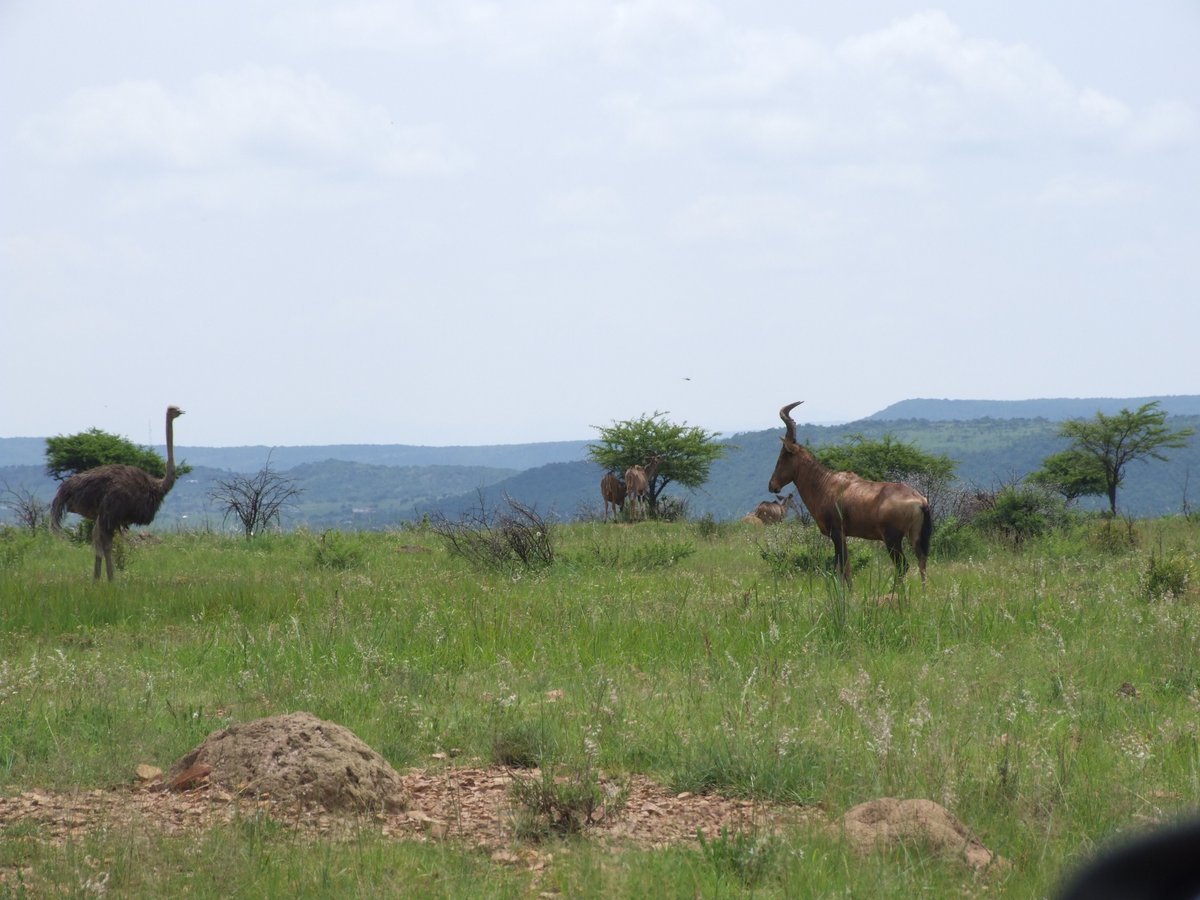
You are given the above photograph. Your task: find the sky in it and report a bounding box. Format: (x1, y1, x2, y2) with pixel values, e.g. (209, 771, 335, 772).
(2, 2, 1197, 448)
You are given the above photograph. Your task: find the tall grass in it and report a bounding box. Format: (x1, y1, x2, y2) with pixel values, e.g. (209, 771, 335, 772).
(1, 517, 1198, 895)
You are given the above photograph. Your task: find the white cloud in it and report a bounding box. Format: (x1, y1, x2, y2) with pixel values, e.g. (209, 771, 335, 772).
(1036, 174, 1147, 208)
(20, 66, 468, 178)
(601, 9, 1191, 165)
(276, 0, 723, 64)
(1126, 99, 1199, 151)
(540, 185, 624, 225)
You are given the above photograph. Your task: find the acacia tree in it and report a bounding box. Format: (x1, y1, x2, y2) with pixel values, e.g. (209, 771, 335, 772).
(45, 427, 191, 481)
(815, 432, 959, 521)
(1026, 448, 1108, 504)
(1033, 402, 1195, 515)
(588, 411, 727, 517)
(816, 433, 956, 484)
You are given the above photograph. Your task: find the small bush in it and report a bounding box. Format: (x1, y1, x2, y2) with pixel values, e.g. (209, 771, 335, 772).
(1141, 550, 1192, 601)
(491, 720, 544, 769)
(974, 486, 1066, 547)
(311, 530, 365, 570)
(695, 514, 728, 541)
(509, 765, 627, 838)
(758, 525, 870, 577)
(698, 826, 783, 887)
(431, 495, 554, 574)
(0, 526, 34, 571)
(654, 496, 689, 522)
(1091, 517, 1140, 554)
(929, 515, 985, 560)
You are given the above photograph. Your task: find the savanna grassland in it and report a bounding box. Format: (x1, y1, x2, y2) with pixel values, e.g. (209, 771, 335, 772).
(1, 516, 1198, 897)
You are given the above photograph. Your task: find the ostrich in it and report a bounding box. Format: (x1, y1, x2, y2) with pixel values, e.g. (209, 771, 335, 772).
(51, 405, 185, 581)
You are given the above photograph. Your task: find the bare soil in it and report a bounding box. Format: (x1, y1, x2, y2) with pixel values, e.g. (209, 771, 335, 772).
(0, 713, 1003, 880)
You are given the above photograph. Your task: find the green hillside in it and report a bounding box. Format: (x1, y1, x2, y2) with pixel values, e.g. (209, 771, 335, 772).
(5, 404, 1198, 527)
(433, 415, 1200, 522)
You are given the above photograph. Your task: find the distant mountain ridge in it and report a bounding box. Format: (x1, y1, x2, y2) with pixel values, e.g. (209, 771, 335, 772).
(867, 396, 1200, 422)
(0, 438, 591, 470)
(4, 397, 1198, 526)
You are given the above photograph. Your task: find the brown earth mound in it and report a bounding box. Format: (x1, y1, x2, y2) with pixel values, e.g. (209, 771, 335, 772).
(832, 797, 1005, 872)
(167, 712, 409, 813)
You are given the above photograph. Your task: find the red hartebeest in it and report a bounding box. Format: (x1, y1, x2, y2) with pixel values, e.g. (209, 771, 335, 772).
(600, 472, 627, 521)
(624, 454, 663, 521)
(751, 492, 799, 525)
(768, 402, 931, 583)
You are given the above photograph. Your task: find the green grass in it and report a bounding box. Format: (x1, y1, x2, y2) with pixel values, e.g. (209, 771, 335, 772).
(1, 517, 1198, 896)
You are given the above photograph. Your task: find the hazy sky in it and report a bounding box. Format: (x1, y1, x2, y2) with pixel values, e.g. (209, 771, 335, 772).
(3, 2, 1197, 447)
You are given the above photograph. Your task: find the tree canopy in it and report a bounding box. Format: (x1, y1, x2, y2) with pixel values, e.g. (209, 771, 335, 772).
(1026, 448, 1108, 504)
(815, 433, 957, 484)
(588, 411, 728, 515)
(45, 428, 192, 481)
(1034, 402, 1195, 515)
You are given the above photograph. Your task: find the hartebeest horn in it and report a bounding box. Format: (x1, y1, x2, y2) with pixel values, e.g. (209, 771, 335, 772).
(779, 401, 803, 445)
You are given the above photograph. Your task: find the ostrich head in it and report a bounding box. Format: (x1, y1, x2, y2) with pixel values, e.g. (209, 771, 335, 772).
(168, 406, 185, 420)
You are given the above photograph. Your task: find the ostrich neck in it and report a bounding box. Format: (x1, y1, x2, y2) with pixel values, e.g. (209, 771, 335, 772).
(162, 412, 177, 492)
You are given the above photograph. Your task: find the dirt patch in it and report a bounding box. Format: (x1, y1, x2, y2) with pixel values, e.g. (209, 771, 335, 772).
(166, 711, 409, 813)
(832, 797, 1006, 873)
(0, 767, 817, 855)
(0, 714, 1002, 880)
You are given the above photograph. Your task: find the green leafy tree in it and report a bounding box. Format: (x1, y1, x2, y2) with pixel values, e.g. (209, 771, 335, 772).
(1026, 449, 1108, 504)
(45, 427, 191, 481)
(816, 433, 956, 484)
(1038, 402, 1195, 515)
(588, 411, 727, 516)
(816, 432, 958, 520)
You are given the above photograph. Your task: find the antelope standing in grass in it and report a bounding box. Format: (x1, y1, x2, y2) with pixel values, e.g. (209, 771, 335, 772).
(600, 472, 627, 521)
(624, 455, 663, 521)
(768, 402, 931, 584)
(751, 492, 799, 525)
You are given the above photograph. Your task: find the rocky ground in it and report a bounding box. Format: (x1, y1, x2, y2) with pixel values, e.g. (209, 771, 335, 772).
(0, 712, 1004, 886)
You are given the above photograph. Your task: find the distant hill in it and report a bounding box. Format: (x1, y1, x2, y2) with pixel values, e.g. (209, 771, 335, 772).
(4, 400, 1198, 526)
(427, 414, 1200, 523)
(867, 396, 1200, 422)
(0, 438, 591, 471)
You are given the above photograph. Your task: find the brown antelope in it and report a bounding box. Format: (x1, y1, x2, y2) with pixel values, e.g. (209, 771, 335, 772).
(600, 472, 627, 521)
(624, 454, 663, 521)
(752, 492, 799, 525)
(768, 402, 931, 584)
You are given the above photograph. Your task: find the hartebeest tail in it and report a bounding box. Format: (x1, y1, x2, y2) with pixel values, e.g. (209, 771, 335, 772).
(768, 401, 931, 584)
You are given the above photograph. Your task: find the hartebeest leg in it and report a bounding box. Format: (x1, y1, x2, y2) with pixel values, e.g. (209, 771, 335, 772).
(831, 530, 851, 582)
(884, 531, 908, 577)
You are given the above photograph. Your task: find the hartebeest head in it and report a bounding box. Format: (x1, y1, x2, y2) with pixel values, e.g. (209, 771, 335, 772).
(768, 401, 808, 494)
